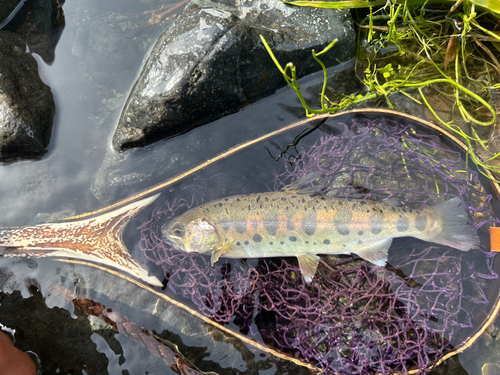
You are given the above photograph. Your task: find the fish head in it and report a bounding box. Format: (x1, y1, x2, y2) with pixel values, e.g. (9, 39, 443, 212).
(161, 210, 220, 254)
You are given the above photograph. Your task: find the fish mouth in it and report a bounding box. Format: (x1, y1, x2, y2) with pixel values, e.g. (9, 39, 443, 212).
(164, 236, 185, 251)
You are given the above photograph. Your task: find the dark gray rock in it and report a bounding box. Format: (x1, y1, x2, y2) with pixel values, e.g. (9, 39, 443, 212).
(0, 0, 25, 29)
(2, 0, 65, 64)
(0, 31, 55, 162)
(112, 0, 355, 151)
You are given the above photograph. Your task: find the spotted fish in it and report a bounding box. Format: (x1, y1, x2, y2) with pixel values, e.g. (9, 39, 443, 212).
(162, 192, 479, 283)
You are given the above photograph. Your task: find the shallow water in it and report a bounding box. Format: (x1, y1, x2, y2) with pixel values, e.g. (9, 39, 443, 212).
(1, 1, 500, 375)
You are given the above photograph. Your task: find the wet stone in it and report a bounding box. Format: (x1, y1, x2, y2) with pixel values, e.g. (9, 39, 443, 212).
(0, 0, 24, 29)
(0, 31, 55, 162)
(1, 0, 65, 64)
(112, 0, 355, 150)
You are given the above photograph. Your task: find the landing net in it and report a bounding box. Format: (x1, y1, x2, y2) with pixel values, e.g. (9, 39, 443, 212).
(139, 117, 498, 374)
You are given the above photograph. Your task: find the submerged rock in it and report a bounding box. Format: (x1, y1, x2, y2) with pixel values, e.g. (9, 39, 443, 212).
(84, 20, 141, 90)
(0, 0, 25, 29)
(0, 31, 55, 162)
(2, 0, 65, 64)
(112, 0, 355, 151)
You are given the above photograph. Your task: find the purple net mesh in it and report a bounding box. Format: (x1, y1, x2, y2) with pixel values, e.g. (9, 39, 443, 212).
(139, 117, 499, 374)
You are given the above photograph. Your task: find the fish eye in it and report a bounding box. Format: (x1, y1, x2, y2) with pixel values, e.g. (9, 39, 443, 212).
(171, 223, 185, 237)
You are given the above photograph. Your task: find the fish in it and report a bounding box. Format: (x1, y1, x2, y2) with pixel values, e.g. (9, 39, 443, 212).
(161, 192, 480, 283)
(0, 195, 163, 287)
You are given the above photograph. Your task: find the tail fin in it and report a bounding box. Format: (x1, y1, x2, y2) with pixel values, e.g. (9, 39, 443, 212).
(431, 197, 480, 251)
(0, 194, 163, 287)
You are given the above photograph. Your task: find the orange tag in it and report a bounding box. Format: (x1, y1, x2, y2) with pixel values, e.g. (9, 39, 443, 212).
(490, 227, 500, 252)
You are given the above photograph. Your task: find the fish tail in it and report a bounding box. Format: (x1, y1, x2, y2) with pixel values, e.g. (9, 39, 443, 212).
(430, 197, 480, 251)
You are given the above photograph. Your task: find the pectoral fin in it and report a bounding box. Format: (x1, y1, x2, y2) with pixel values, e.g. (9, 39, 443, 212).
(297, 254, 320, 283)
(210, 240, 234, 266)
(356, 239, 392, 267)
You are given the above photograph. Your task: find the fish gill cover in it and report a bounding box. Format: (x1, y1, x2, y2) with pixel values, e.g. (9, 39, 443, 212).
(139, 117, 499, 374)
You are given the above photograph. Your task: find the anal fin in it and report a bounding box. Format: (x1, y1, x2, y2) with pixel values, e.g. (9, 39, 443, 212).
(356, 239, 392, 267)
(297, 254, 320, 283)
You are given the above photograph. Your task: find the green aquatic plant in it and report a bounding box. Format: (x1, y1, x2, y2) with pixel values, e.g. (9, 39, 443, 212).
(261, 0, 500, 181)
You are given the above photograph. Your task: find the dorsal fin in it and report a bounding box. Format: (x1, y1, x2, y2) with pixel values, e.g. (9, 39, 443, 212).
(281, 171, 325, 195)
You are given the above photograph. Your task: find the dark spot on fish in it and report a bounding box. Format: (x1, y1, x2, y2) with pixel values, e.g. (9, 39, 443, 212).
(280, 241, 284, 245)
(302, 209, 317, 235)
(324, 206, 328, 212)
(314, 243, 317, 245)
(236, 242, 241, 246)
(305, 241, 309, 244)
(253, 234, 262, 242)
(334, 210, 352, 236)
(358, 231, 363, 236)
(366, 209, 370, 213)
(265, 197, 269, 202)
(256, 196, 261, 203)
(213, 205, 217, 208)
(282, 197, 287, 201)
(360, 201, 366, 206)
(323, 239, 330, 245)
(244, 241, 249, 245)
(270, 242, 273, 245)
(248, 205, 251, 211)
(260, 205, 263, 209)
(358, 240, 363, 244)
(263, 211, 278, 236)
(409, 210, 413, 213)
(397, 216, 410, 232)
(402, 208, 407, 213)
(416, 211, 420, 215)
(224, 198, 228, 201)
(225, 208, 229, 215)
(391, 207, 396, 212)
(302, 198, 305, 203)
(338, 201, 343, 206)
(225, 239, 228, 242)
(373, 208, 377, 212)
(379, 209, 383, 213)
(415, 215, 427, 231)
(219, 217, 231, 232)
(236, 198, 241, 202)
(286, 220, 294, 231)
(370, 211, 384, 235)
(234, 221, 247, 234)
(289, 236, 297, 242)
(352, 204, 356, 210)
(343, 244, 347, 247)
(219, 203, 223, 207)
(321, 197, 326, 201)
(286, 206, 289, 211)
